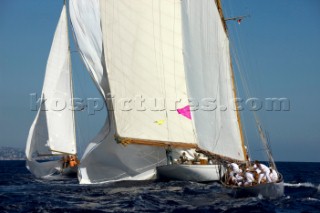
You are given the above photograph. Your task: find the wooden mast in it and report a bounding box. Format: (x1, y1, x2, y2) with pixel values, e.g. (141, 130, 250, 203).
(215, 0, 248, 161)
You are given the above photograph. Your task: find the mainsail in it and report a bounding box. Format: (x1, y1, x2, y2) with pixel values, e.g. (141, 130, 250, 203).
(25, 4, 76, 178)
(70, 0, 247, 184)
(181, 0, 246, 161)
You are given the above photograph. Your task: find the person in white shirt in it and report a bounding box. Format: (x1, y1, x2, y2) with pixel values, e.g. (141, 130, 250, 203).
(244, 169, 255, 186)
(229, 163, 240, 174)
(255, 161, 271, 184)
(269, 167, 279, 182)
(252, 163, 261, 174)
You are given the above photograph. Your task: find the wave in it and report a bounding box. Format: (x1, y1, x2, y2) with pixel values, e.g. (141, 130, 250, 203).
(284, 182, 320, 191)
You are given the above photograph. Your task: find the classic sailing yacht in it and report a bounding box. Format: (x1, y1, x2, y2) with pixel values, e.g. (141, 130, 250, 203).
(25, 3, 78, 178)
(68, 0, 247, 184)
(68, 0, 283, 195)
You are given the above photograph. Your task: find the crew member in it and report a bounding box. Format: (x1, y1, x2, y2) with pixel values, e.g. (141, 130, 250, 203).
(180, 152, 188, 164)
(255, 161, 271, 184)
(165, 145, 173, 165)
(269, 167, 279, 182)
(244, 168, 255, 186)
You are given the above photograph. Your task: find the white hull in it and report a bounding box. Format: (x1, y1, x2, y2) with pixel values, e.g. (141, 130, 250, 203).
(157, 164, 224, 182)
(79, 168, 157, 184)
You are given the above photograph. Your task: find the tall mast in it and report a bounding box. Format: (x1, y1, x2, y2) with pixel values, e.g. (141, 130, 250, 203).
(65, 0, 77, 155)
(215, 0, 248, 161)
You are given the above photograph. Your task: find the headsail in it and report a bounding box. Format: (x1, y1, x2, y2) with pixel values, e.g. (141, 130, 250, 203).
(26, 4, 76, 177)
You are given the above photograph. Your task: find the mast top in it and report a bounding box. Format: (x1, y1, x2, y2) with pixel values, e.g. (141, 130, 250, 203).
(215, 0, 228, 35)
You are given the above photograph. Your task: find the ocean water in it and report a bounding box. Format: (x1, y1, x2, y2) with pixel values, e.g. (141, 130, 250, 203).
(0, 161, 319, 212)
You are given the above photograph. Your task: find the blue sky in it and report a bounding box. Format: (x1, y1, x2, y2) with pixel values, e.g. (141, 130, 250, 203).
(0, 0, 319, 162)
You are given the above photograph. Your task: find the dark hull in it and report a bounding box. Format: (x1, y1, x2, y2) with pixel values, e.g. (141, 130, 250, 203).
(49, 166, 78, 179)
(222, 174, 284, 198)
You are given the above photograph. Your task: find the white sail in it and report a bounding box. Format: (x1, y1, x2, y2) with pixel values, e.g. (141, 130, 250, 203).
(25, 4, 76, 178)
(181, 0, 246, 161)
(99, 0, 196, 145)
(69, 0, 108, 99)
(69, 0, 166, 184)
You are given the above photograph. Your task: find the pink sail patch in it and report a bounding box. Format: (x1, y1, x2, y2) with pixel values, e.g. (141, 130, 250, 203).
(177, 105, 192, 120)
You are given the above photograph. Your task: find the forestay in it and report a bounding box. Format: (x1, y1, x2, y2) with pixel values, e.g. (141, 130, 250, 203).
(25, 5, 76, 177)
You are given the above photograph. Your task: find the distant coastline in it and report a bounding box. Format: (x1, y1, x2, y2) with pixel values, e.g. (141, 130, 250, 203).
(0, 147, 25, 160)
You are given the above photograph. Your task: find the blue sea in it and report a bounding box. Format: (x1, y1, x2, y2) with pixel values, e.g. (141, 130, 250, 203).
(0, 161, 319, 212)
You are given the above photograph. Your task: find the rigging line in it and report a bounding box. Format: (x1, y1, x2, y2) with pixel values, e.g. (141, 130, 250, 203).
(69, 2, 111, 156)
(231, 34, 275, 166)
(68, 5, 95, 156)
(171, 1, 186, 142)
(224, 0, 254, 161)
(231, 50, 252, 158)
(73, 64, 90, 157)
(228, 38, 252, 157)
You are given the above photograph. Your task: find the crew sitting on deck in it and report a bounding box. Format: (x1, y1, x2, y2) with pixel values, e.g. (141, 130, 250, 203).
(243, 168, 255, 186)
(61, 155, 79, 169)
(192, 153, 201, 164)
(227, 163, 242, 185)
(226, 160, 280, 186)
(179, 152, 189, 164)
(228, 162, 241, 176)
(69, 155, 79, 168)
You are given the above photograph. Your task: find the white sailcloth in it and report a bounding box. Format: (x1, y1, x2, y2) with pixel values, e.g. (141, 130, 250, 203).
(69, 0, 108, 99)
(25, 5, 76, 178)
(181, 0, 246, 161)
(70, 0, 166, 184)
(100, 0, 196, 144)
